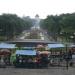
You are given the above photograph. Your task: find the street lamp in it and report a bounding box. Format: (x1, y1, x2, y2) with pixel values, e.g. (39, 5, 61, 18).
(0, 29, 3, 41)
(70, 35, 74, 43)
(70, 36, 74, 39)
(60, 32, 69, 70)
(64, 32, 74, 70)
(64, 32, 69, 70)
(69, 32, 75, 43)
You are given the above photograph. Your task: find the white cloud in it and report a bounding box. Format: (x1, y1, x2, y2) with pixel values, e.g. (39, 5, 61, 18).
(0, 0, 75, 18)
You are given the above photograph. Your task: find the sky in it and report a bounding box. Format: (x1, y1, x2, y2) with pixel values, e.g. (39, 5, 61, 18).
(0, 0, 75, 18)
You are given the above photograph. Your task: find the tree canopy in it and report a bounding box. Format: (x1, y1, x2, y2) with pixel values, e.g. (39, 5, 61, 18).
(41, 13, 75, 33)
(0, 14, 33, 40)
(40, 13, 75, 42)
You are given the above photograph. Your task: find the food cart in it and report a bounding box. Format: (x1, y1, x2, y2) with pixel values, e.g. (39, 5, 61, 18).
(14, 50, 37, 68)
(47, 43, 65, 66)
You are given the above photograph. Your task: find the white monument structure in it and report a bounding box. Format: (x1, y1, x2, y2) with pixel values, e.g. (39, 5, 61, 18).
(31, 14, 40, 30)
(35, 14, 40, 29)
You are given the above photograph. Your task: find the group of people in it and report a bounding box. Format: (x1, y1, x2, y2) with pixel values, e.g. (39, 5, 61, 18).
(14, 54, 49, 68)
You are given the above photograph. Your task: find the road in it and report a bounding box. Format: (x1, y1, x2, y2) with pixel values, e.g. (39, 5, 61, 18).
(0, 67, 75, 75)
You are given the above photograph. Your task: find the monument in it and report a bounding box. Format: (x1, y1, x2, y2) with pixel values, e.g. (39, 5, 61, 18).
(31, 14, 40, 30)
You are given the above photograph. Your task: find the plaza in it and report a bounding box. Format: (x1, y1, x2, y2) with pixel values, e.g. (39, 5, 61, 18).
(0, 67, 75, 75)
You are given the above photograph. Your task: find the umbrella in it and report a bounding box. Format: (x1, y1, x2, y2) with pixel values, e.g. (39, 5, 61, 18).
(0, 49, 11, 55)
(37, 44, 44, 48)
(38, 51, 50, 55)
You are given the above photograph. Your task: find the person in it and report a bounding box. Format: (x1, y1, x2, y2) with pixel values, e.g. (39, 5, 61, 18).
(40, 54, 49, 68)
(23, 58, 26, 63)
(28, 58, 33, 68)
(50, 59, 54, 65)
(0, 55, 6, 68)
(36, 56, 41, 68)
(69, 61, 73, 67)
(19, 56, 22, 63)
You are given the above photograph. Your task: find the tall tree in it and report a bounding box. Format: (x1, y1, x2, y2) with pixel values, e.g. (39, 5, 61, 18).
(0, 14, 33, 40)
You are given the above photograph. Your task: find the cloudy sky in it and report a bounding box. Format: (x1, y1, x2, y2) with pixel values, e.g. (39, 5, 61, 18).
(0, 0, 75, 18)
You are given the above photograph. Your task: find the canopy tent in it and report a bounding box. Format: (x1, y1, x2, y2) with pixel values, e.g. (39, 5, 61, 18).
(0, 43, 16, 49)
(16, 50, 36, 56)
(47, 44, 65, 49)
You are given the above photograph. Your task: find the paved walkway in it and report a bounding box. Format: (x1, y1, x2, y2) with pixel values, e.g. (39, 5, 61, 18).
(0, 67, 75, 75)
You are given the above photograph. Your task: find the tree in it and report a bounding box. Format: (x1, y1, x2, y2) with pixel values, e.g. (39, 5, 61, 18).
(60, 13, 75, 32)
(0, 14, 33, 41)
(40, 15, 61, 41)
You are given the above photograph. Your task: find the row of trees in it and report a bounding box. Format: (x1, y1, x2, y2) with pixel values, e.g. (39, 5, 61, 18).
(0, 14, 33, 40)
(40, 13, 75, 42)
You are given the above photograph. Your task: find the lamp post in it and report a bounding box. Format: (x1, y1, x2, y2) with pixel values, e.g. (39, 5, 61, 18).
(60, 32, 69, 70)
(0, 29, 3, 41)
(70, 36, 74, 43)
(64, 32, 69, 70)
(60, 31, 75, 69)
(64, 33, 74, 70)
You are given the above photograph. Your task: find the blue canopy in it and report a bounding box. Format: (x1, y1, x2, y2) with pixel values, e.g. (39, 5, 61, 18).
(70, 44, 75, 47)
(48, 44, 65, 48)
(0, 43, 16, 48)
(16, 50, 36, 55)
